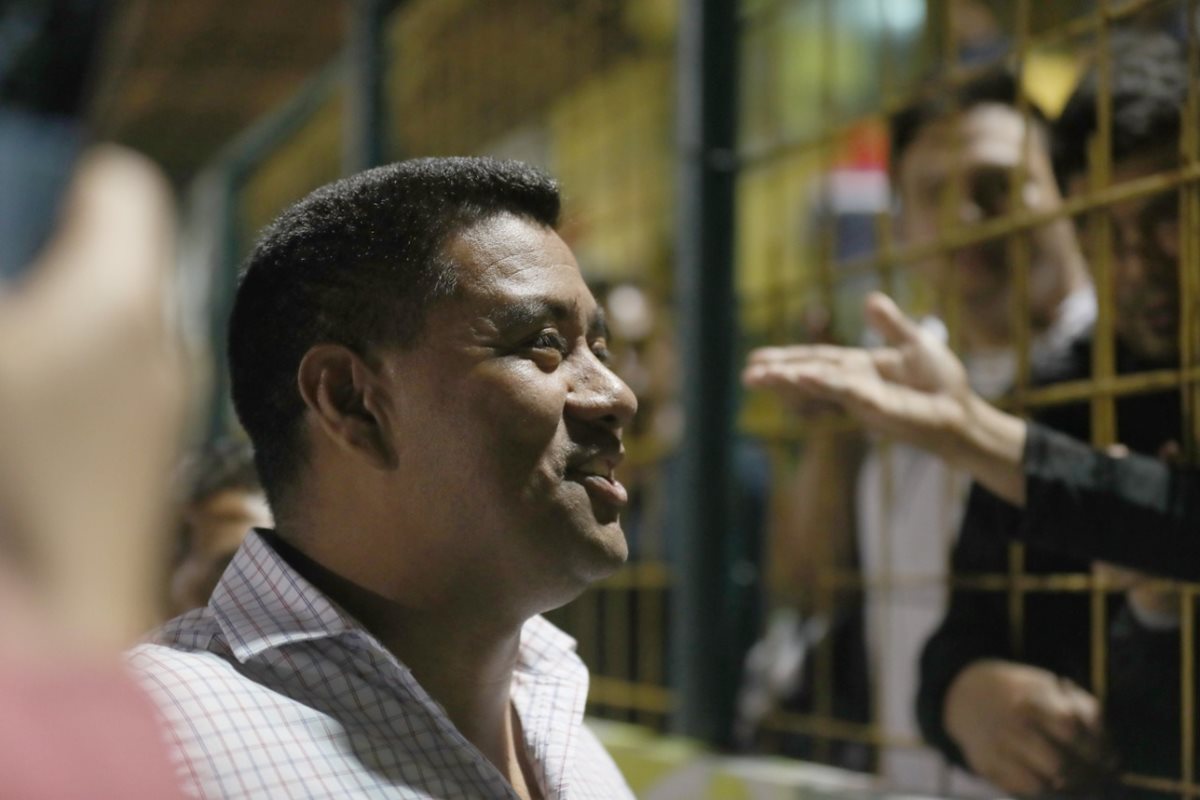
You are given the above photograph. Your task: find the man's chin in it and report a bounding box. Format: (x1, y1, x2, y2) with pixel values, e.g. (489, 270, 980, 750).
(584, 521, 630, 570)
(536, 526, 628, 614)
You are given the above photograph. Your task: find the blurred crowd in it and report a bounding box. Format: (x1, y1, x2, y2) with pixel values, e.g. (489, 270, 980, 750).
(739, 11, 1200, 800)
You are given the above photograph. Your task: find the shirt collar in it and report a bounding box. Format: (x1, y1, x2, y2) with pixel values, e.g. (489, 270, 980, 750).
(211, 530, 585, 672)
(210, 529, 361, 663)
(516, 614, 581, 675)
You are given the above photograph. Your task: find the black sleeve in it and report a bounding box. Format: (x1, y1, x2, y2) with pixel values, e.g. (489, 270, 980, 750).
(916, 484, 1022, 766)
(1106, 604, 1190, 781)
(1020, 423, 1200, 581)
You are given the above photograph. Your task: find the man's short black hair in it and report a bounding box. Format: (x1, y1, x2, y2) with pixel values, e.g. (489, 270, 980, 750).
(228, 157, 561, 510)
(1052, 31, 1187, 189)
(889, 68, 1039, 178)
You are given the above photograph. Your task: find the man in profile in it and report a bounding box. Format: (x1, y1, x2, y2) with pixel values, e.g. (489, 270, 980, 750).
(131, 157, 638, 800)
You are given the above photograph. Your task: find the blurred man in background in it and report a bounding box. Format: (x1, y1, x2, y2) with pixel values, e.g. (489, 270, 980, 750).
(755, 67, 1093, 792)
(749, 30, 1196, 798)
(918, 32, 1191, 798)
(168, 438, 270, 616)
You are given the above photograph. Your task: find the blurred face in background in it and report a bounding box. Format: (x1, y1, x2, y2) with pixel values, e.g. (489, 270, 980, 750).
(1069, 151, 1180, 364)
(897, 102, 1083, 336)
(169, 488, 272, 615)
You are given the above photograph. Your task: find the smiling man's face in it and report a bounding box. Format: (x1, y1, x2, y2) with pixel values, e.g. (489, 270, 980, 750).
(378, 213, 638, 608)
(898, 102, 1081, 329)
(1070, 152, 1181, 365)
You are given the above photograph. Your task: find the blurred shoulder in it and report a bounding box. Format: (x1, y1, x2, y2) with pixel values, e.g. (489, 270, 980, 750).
(127, 607, 233, 692)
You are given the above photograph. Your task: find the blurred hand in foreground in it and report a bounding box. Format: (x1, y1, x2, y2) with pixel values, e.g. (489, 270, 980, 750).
(0, 145, 184, 648)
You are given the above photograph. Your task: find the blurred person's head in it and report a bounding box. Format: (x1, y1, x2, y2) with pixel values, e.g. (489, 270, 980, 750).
(593, 280, 681, 444)
(891, 70, 1089, 347)
(952, 0, 1006, 63)
(228, 157, 636, 616)
(169, 439, 269, 615)
(1054, 31, 1187, 364)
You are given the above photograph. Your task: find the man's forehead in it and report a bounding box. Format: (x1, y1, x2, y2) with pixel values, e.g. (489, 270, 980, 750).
(902, 103, 1027, 176)
(441, 214, 603, 330)
(450, 213, 570, 268)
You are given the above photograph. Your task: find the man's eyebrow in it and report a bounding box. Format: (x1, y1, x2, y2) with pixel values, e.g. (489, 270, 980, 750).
(488, 297, 579, 330)
(486, 297, 609, 338)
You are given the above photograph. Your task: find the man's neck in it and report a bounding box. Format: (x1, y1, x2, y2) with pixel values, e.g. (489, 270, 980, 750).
(961, 317, 1011, 353)
(262, 532, 535, 791)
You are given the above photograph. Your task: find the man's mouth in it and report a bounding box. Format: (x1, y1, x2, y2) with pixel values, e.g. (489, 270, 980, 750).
(1142, 295, 1179, 336)
(566, 452, 629, 508)
(1132, 292, 1180, 340)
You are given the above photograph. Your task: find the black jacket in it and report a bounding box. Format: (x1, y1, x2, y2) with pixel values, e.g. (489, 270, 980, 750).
(917, 335, 1193, 794)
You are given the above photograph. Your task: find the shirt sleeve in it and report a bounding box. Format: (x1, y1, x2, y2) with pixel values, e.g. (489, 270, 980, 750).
(1106, 602, 1191, 781)
(1020, 422, 1200, 581)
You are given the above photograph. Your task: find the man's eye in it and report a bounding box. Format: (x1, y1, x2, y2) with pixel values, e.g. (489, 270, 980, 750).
(529, 331, 569, 354)
(591, 340, 612, 364)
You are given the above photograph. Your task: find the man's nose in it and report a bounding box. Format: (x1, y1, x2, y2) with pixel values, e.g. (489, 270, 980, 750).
(1120, 234, 1176, 287)
(567, 353, 638, 430)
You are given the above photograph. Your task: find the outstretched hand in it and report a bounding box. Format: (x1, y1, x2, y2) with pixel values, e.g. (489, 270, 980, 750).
(743, 293, 971, 454)
(743, 292, 1028, 504)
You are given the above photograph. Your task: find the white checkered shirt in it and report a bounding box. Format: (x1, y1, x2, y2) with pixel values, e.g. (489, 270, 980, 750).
(129, 531, 635, 799)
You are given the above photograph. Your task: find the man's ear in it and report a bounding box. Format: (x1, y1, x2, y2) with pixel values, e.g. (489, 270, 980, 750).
(297, 344, 398, 470)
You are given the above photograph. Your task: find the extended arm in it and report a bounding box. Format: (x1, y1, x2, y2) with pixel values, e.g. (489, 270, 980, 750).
(744, 293, 1026, 504)
(744, 293, 1200, 580)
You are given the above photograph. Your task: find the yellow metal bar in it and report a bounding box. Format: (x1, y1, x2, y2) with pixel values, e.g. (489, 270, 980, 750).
(587, 676, 676, 714)
(574, 590, 599, 680)
(766, 163, 790, 345)
(811, 1, 840, 761)
(1085, 0, 1119, 706)
(802, 568, 1197, 595)
(1180, 5, 1199, 791)
(634, 584, 665, 726)
(601, 586, 625, 716)
(745, 163, 1200, 299)
(594, 561, 672, 591)
(763, 709, 923, 749)
(1183, 0, 1200, 460)
(1003, 0, 1034, 662)
(1009, 0, 1033, 394)
(940, 0, 957, 69)
(1182, 588, 1196, 792)
(1119, 771, 1200, 797)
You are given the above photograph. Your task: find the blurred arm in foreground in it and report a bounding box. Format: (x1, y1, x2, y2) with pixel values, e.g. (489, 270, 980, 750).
(0, 146, 184, 649)
(0, 144, 186, 799)
(744, 291, 1200, 581)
